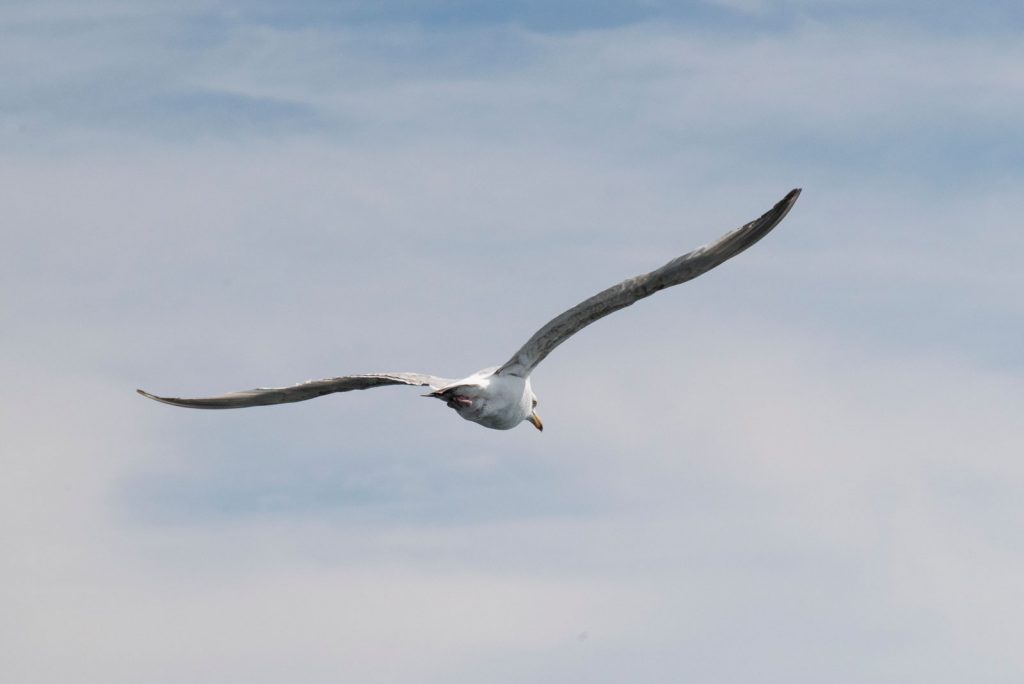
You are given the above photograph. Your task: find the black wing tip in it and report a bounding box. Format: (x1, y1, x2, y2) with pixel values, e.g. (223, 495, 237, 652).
(137, 388, 187, 406)
(137, 387, 226, 409)
(137, 388, 175, 405)
(763, 187, 801, 226)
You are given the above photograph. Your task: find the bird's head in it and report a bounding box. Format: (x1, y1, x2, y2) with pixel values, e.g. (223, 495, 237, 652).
(526, 393, 543, 431)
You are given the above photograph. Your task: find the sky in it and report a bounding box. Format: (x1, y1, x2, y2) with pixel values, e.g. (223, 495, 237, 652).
(2, 1, 1023, 681)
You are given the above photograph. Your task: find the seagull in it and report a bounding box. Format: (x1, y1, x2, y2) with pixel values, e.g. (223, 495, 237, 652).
(138, 188, 800, 431)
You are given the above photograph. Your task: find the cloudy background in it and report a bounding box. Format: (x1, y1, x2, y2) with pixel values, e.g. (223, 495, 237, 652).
(3, 1, 1023, 681)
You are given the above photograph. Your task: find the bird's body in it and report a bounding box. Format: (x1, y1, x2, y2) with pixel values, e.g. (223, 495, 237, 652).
(138, 189, 801, 431)
(429, 369, 537, 430)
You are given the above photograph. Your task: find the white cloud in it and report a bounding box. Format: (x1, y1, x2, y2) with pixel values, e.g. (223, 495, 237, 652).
(3, 5, 1023, 683)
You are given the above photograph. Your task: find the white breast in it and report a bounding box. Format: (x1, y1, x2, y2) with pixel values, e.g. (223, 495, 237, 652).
(451, 370, 532, 430)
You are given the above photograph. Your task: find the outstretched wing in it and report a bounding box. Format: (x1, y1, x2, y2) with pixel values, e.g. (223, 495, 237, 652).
(497, 188, 801, 378)
(137, 372, 454, 409)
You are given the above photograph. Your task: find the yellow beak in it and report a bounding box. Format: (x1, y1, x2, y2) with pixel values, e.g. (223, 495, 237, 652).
(528, 411, 543, 431)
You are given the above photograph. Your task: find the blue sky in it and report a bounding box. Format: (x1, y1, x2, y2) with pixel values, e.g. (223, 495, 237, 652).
(3, 1, 1023, 682)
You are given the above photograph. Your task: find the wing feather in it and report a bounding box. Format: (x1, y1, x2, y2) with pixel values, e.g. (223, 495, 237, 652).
(497, 189, 801, 377)
(137, 372, 453, 409)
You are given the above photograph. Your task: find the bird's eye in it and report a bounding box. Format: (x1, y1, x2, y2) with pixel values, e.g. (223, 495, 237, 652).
(532, 398, 538, 408)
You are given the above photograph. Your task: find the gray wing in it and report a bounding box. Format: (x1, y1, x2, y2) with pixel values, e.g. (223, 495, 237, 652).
(137, 372, 454, 409)
(497, 189, 801, 378)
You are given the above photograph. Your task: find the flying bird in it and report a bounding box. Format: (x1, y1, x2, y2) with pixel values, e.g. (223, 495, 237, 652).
(138, 188, 801, 431)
